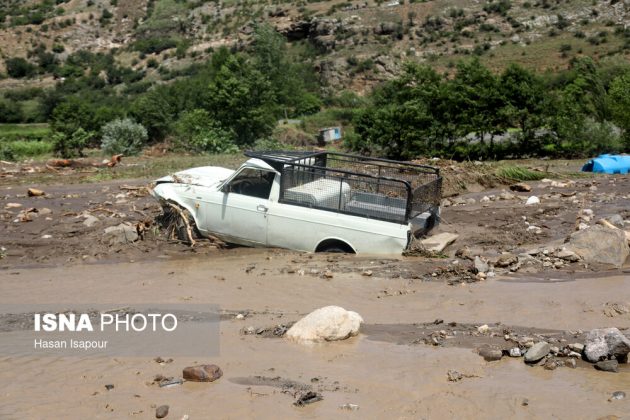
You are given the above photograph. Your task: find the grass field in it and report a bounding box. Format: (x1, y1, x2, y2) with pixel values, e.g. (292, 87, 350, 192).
(0, 123, 51, 141)
(0, 124, 53, 160)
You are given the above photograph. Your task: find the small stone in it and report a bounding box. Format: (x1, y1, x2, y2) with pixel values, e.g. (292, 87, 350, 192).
(294, 391, 323, 406)
(105, 384, 114, 391)
(156, 405, 169, 418)
(5, 203, 21, 209)
(510, 183, 532, 192)
(235, 313, 245, 320)
(569, 343, 584, 352)
(474, 256, 489, 274)
(480, 196, 491, 203)
(182, 364, 223, 382)
(447, 370, 463, 382)
(544, 359, 559, 370)
(323, 270, 334, 279)
(339, 403, 360, 410)
(27, 188, 45, 197)
(594, 360, 619, 373)
(568, 351, 582, 358)
(565, 358, 577, 368)
(465, 198, 476, 205)
(83, 214, 100, 227)
(477, 324, 489, 334)
(509, 348, 522, 357)
(478, 346, 503, 361)
(525, 196, 540, 205)
(550, 346, 560, 355)
(524, 342, 550, 363)
(495, 254, 518, 268)
(609, 391, 626, 401)
(362, 270, 373, 276)
(522, 398, 529, 406)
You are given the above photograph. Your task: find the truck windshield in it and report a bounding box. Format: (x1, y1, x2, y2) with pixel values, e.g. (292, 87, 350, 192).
(224, 168, 275, 199)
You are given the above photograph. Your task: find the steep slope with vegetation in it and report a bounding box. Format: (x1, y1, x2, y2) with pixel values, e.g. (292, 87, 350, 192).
(0, 0, 629, 161)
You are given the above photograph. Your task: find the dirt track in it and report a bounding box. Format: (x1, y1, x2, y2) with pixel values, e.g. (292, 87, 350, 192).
(1, 165, 630, 419)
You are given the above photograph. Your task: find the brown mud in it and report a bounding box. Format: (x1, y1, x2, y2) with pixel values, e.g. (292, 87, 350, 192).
(0, 165, 629, 419)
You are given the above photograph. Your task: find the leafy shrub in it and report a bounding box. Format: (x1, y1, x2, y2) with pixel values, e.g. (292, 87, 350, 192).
(100, 118, 148, 156)
(52, 128, 92, 158)
(132, 37, 178, 54)
(174, 109, 237, 154)
(0, 99, 24, 123)
(5, 57, 37, 78)
(252, 137, 288, 151)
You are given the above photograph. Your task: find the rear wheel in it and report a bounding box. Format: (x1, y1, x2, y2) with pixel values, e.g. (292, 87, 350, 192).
(316, 240, 355, 254)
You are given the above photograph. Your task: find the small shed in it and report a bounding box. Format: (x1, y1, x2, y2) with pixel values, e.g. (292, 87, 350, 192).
(318, 127, 342, 145)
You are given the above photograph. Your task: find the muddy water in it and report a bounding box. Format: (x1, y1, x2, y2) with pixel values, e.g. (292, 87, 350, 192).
(1, 252, 630, 419)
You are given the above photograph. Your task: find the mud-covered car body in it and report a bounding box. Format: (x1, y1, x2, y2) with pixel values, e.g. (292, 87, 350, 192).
(151, 151, 442, 254)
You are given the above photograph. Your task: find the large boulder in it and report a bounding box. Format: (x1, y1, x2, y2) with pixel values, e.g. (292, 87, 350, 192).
(286, 306, 363, 343)
(566, 225, 629, 267)
(584, 328, 630, 363)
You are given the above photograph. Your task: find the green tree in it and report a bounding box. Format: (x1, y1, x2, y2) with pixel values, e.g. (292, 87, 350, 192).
(130, 89, 176, 141)
(51, 97, 98, 136)
(0, 99, 24, 123)
(5, 57, 37, 78)
(451, 58, 505, 150)
(609, 71, 630, 148)
(251, 24, 319, 117)
(206, 55, 276, 146)
(52, 128, 92, 158)
(499, 64, 548, 149)
(174, 109, 237, 153)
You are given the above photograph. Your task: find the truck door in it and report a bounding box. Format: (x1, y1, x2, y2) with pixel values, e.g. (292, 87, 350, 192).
(215, 167, 276, 245)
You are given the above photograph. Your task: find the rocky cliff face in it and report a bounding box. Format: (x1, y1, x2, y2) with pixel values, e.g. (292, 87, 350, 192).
(0, 0, 629, 89)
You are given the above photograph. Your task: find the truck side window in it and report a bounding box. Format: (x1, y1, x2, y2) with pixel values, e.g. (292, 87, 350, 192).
(225, 168, 275, 199)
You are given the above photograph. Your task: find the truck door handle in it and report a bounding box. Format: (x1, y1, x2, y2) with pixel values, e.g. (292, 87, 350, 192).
(257, 205, 268, 213)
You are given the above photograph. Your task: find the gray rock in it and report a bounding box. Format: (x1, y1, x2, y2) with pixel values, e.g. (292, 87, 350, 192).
(584, 328, 630, 362)
(524, 342, 550, 363)
(83, 214, 100, 227)
(564, 358, 577, 368)
(474, 256, 489, 274)
(556, 249, 580, 262)
(156, 405, 169, 418)
(478, 347, 503, 361)
(606, 214, 625, 229)
(568, 343, 584, 352)
(609, 391, 626, 401)
(567, 225, 629, 268)
(103, 223, 138, 245)
(495, 254, 518, 268)
(594, 360, 619, 373)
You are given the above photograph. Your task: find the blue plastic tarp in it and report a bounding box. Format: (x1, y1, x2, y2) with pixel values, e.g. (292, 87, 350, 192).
(582, 154, 630, 174)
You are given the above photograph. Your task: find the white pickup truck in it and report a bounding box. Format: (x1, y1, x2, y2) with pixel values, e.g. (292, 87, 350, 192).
(151, 151, 442, 254)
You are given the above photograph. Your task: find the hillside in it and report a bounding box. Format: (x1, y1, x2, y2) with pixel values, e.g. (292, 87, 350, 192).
(0, 0, 629, 91)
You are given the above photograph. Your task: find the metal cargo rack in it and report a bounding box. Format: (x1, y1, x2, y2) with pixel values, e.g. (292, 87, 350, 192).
(245, 150, 442, 226)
